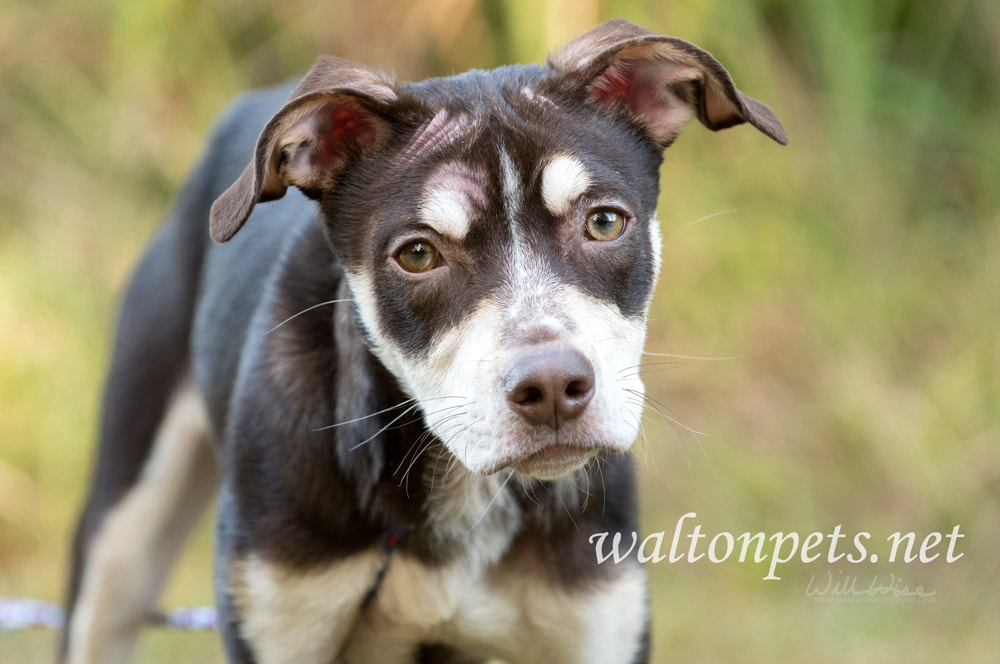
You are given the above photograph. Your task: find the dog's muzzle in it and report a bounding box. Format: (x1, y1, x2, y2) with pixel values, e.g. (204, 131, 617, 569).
(501, 343, 600, 478)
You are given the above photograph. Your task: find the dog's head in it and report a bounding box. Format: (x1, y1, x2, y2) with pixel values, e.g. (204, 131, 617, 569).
(210, 20, 786, 480)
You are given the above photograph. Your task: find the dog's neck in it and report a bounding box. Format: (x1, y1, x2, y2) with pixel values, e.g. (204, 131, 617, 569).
(332, 280, 534, 566)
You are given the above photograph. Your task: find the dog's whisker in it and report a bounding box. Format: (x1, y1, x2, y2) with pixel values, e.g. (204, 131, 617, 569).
(429, 444, 451, 493)
(593, 456, 608, 515)
(313, 398, 417, 431)
(347, 403, 423, 451)
(415, 418, 467, 482)
(394, 437, 430, 486)
(469, 470, 514, 531)
(518, 475, 541, 505)
(406, 435, 449, 495)
(622, 405, 650, 470)
(636, 413, 658, 476)
(681, 207, 739, 228)
(572, 465, 589, 494)
(314, 396, 464, 432)
(446, 450, 462, 475)
(396, 403, 468, 432)
(617, 360, 687, 374)
(386, 416, 426, 431)
(442, 450, 467, 488)
(516, 475, 538, 505)
(526, 479, 540, 505)
(420, 403, 468, 421)
(617, 363, 691, 380)
(399, 441, 445, 496)
(265, 298, 354, 335)
(387, 404, 465, 432)
(425, 411, 466, 434)
(433, 431, 468, 491)
(625, 392, 707, 467)
(555, 490, 580, 532)
(625, 409, 648, 470)
(642, 351, 742, 361)
(395, 422, 456, 481)
(623, 388, 707, 438)
(588, 335, 625, 345)
(625, 395, 686, 468)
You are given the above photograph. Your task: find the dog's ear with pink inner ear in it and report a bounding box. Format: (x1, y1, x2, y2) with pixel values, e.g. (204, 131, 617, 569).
(209, 57, 399, 243)
(545, 18, 788, 148)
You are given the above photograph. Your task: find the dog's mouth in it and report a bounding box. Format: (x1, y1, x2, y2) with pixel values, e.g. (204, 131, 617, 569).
(509, 443, 598, 480)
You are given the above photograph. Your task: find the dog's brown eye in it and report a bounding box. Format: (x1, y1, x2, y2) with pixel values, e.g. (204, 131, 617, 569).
(585, 209, 626, 241)
(396, 241, 439, 273)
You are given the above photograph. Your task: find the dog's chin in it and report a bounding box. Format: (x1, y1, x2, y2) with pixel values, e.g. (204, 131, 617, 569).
(510, 444, 598, 480)
(450, 424, 638, 479)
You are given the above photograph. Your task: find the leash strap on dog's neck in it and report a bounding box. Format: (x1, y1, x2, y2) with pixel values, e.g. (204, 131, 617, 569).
(362, 528, 404, 608)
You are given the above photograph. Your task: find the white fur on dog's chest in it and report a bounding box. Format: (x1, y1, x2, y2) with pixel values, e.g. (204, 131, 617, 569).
(233, 546, 647, 664)
(345, 551, 648, 664)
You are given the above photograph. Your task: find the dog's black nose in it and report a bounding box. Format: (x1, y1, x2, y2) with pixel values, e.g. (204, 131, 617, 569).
(503, 345, 595, 428)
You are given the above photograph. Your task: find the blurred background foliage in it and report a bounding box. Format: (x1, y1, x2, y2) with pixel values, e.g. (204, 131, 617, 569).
(1, 0, 997, 661)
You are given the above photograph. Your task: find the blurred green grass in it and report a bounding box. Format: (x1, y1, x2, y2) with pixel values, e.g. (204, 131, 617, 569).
(1, 0, 997, 662)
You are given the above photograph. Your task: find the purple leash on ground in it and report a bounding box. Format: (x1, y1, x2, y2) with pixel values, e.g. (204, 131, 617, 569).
(0, 597, 218, 633)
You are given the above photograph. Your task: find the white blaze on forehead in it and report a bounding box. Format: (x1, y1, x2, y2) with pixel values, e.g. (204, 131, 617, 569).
(541, 154, 592, 217)
(420, 162, 486, 240)
(498, 146, 532, 281)
(498, 146, 522, 219)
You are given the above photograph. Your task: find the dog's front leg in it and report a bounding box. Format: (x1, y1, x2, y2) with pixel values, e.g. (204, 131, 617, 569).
(213, 484, 385, 664)
(573, 565, 652, 664)
(527, 563, 651, 664)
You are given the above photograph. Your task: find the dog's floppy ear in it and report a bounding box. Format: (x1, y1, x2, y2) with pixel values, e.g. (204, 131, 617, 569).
(547, 19, 787, 148)
(210, 58, 399, 242)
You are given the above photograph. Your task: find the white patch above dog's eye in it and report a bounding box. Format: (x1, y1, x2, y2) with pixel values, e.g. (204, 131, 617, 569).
(584, 209, 626, 241)
(541, 154, 591, 217)
(419, 162, 487, 240)
(395, 241, 440, 273)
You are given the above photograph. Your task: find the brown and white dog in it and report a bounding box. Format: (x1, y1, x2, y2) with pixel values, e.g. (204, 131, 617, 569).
(61, 19, 785, 664)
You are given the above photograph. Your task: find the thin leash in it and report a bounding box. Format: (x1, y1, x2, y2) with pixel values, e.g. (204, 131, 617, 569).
(361, 527, 405, 608)
(1, 528, 404, 633)
(0, 598, 218, 633)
